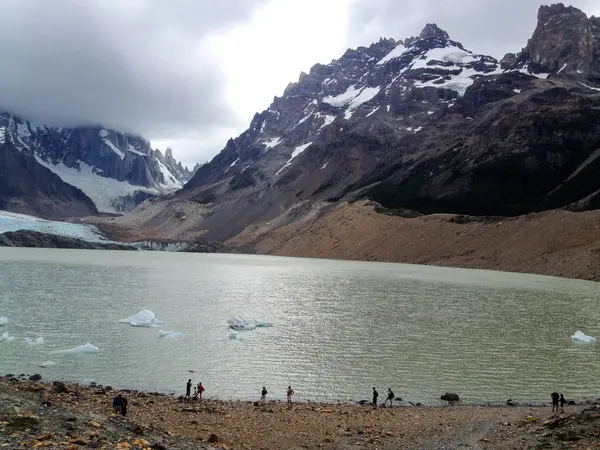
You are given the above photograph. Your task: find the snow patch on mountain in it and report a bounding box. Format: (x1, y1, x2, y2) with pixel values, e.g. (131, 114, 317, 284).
(99, 130, 125, 160)
(377, 43, 407, 65)
(35, 156, 158, 214)
(264, 137, 282, 149)
(157, 159, 182, 189)
(276, 142, 313, 175)
(0, 127, 5, 144)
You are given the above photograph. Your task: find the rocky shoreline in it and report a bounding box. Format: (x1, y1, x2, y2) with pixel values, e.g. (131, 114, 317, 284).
(2, 376, 600, 449)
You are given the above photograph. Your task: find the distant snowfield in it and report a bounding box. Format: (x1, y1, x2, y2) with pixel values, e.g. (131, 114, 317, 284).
(34, 156, 159, 214)
(0, 210, 108, 242)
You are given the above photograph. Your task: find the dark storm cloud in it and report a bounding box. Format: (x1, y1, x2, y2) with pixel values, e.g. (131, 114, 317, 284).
(0, 0, 267, 154)
(347, 0, 600, 58)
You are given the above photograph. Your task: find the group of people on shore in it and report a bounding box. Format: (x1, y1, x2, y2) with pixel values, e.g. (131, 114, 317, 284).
(112, 393, 128, 416)
(551, 392, 567, 413)
(372, 387, 396, 407)
(185, 379, 205, 402)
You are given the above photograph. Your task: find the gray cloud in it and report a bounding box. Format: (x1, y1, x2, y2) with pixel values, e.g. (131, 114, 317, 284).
(347, 0, 600, 58)
(0, 0, 267, 163)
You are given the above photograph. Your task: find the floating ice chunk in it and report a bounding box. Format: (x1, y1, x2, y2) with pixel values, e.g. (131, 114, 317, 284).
(159, 330, 182, 339)
(571, 330, 596, 343)
(38, 361, 56, 368)
(25, 337, 44, 346)
(227, 318, 274, 331)
(229, 330, 246, 340)
(0, 331, 14, 342)
(57, 343, 100, 354)
(0, 317, 8, 326)
(119, 310, 164, 327)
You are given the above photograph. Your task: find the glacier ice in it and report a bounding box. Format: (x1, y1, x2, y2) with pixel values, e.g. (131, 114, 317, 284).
(25, 337, 44, 346)
(571, 330, 596, 343)
(227, 318, 274, 331)
(57, 343, 100, 354)
(0, 331, 14, 342)
(119, 310, 164, 327)
(0, 317, 8, 326)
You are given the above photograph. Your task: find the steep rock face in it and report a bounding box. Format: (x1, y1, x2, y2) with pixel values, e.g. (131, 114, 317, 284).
(509, 3, 600, 80)
(0, 112, 193, 214)
(123, 4, 600, 244)
(0, 142, 97, 218)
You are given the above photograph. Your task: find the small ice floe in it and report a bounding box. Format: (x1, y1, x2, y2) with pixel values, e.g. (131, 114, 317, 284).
(0, 317, 8, 326)
(0, 331, 14, 342)
(227, 318, 274, 331)
(571, 330, 596, 343)
(228, 330, 246, 340)
(56, 343, 100, 354)
(159, 330, 183, 339)
(119, 310, 164, 327)
(25, 337, 44, 346)
(38, 361, 56, 368)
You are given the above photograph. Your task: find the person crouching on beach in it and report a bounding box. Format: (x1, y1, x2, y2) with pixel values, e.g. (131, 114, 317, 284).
(192, 386, 198, 401)
(112, 394, 122, 414)
(261, 386, 267, 404)
(287, 386, 294, 406)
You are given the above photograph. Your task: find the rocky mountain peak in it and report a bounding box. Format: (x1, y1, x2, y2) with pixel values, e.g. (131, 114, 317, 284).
(419, 23, 450, 40)
(508, 3, 600, 80)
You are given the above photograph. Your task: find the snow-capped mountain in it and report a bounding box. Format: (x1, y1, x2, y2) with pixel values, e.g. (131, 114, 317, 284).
(0, 112, 195, 214)
(114, 4, 600, 246)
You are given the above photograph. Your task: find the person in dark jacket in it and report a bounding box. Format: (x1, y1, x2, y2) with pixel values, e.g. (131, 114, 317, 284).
(121, 395, 128, 416)
(261, 386, 267, 404)
(186, 379, 192, 400)
(551, 392, 559, 412)
(112, 394, 122, 414)
(385, 388, 395, 407)
(559, 394, 566, 413)
(372, 388, 379, 408)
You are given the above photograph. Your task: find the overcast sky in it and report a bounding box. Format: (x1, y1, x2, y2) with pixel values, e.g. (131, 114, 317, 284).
(1, 0, 599, 168)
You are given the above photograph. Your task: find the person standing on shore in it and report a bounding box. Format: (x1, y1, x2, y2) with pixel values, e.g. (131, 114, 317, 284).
(385, 388, 395, 407)
(121, 395, 128, 417)
(186, 379, 192, 401)
(261, 386, 267, 404)
(551, 392, 559, 412)
(287, 386, 294, 406)
(197, 382, 205, 402)
(559, 394, 566, 413)
(112, 394, 122, 414)
(372, 388, 379, 408)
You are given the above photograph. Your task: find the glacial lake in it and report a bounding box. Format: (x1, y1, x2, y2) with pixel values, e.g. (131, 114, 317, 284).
(0, 248, 599, 405)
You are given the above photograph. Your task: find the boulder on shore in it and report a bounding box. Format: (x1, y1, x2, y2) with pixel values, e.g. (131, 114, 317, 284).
(441, 393, 460, 403)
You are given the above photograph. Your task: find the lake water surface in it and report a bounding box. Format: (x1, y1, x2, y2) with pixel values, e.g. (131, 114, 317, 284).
(0, 248, 598, 404)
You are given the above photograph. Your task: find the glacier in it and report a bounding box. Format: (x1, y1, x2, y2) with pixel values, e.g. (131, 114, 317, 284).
(119, 310, 164, 327)
(56, 343, 100, 354)
(0, 210, 108, 243)
(571, 330, 596, 343)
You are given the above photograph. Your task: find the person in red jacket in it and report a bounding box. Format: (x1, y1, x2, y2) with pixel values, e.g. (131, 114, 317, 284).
(197, 382, 205, 402)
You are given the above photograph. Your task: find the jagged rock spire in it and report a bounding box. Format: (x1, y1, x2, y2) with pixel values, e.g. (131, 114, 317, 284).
(419, 23, 450, 40)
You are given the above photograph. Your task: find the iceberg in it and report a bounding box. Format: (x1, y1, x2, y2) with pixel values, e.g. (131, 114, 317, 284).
(56, 343, 100, 354)
(159, 330, 183, 339)
(571, 330, 596, 343)
(38, 361, 56, 368)
(25, 337, 44, 346)
(0, 331, 14, 342)
(228, 330, 246, 340)
(0, 317, 8, 326)
(227, 318, 274, 331)
(119, 310, 164, 327)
